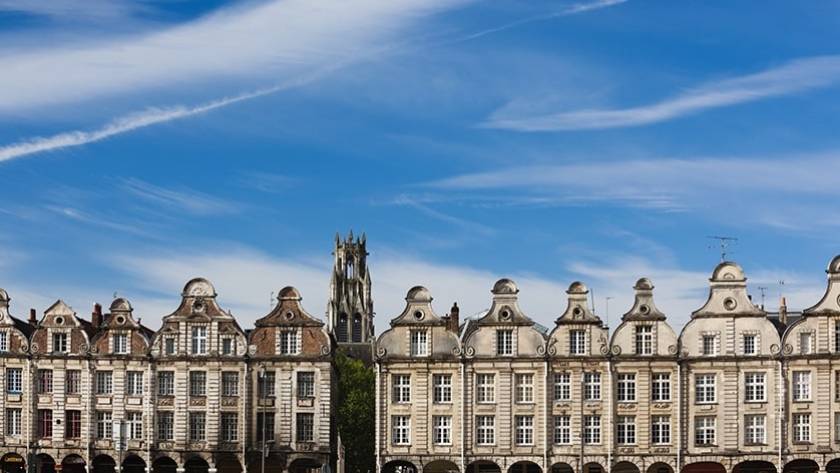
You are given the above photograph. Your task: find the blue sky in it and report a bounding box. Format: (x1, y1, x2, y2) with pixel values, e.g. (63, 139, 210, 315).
(0, 0, 838, 333)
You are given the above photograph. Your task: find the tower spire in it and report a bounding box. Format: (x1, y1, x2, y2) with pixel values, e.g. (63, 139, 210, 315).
(327, 231, 374, 345)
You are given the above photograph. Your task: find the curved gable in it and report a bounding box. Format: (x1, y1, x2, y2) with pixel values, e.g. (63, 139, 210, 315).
(250, 286, 330, 358)
(463, 279, 545, 358)
(376, 286, 460, 360)
(610, 278, 678, 357)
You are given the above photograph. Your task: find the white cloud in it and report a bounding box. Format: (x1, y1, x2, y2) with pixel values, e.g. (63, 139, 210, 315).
(0, 0, 143, 21)
(484, 55, 840, 131)
(0, 0, 468, 113)
(423, 155, 840, 229)
(0, 82, 314, 163)
(122, 178, 239, 216)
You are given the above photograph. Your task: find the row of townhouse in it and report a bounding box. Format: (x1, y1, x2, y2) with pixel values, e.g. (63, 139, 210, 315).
(374, 256, 840, 473)
(0, 279, 337, 473)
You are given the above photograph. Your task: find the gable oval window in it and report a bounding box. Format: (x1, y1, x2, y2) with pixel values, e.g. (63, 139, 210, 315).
(639, 304, 650, 315)
(285, 311, 296, 321)
(116, 316, 126, 325)
(500, 309, 512, 321)
(54, 317, 64, 325)
(413, 310, 424, 321)
(723, 297, 738, 311)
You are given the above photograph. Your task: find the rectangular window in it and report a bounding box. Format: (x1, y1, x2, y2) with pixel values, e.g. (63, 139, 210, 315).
(584, 372, 601, 400)
(222, 372, 239, 397)
(433, 374, 452, 403)
(113, 334, 128, 354)
(570, 330, 586, 355)
(221, 337, 234, 355)
(5, 409, 21, 437)
(617, 373, 636, 402)
(476, 373, 495, 403)
(793, 413, 811, 443)
(836, 322, 840, 353)
(695, 374, 716, 404)
(0, 332, 7, 352)
(96, 411, 112, 439)
(221, 413, 238, 442)
(836, 413, 840, 442)
(6, 368, 22, 393)
(745, 414, 765, 445)
(651, 373, 671, 402)
(836, 371, 840, 402)
(702, 335, 716, 356)
(259, 371, 276, 398)
(37, 410, 52, 438)
(392, 416, 410, 445)
(278, 330, 299, 355)
(65, 370, 81, 395)
(743, 334, 757, 355)
(616, 416, 636, 445)
(515, 373, 534, 403)
(189, 412, 206, 441)
(496, 330, 513, 356)
(695, 416, 716, 446)
(65, 410, 81, 438)
(392, 374, 411, 403)
(744, 372, 766, 402)
(800, 333, 813, 355)
(157, 412, 174, 441)
(553, 372, 571, 401)
(410, 330, 429, 356)
(793, 371, 811, 401)
(52, 333, 68, 353)
(296, 413, 314, 442)
(256, 412, 275, 442)
(95, 371, 112, 395)
(297, 372, 315, 399)
(476, 416, 495, 445)
(515, 416, 534, 445)
(190, 371, 207, 397)
(164, 337, 176, 355)
(583, 415, 601, 444)
(127, 411, 143, 440)
(635, 325, 652, 355)
(157, 372, 174, 396)
(38, 369, 53, 394)
(433, 416, 452, 445)
(127, 371, 143, 396)
(651, 415, 670, 445)
(191, 326, 208, 355)
(553, 416, 571, 445)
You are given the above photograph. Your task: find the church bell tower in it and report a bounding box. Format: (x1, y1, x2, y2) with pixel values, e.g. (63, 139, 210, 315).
(328, 231, 374, 344)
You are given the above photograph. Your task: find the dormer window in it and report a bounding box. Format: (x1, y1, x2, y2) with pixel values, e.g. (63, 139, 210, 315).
(743, 334, 758, 355)
(113, 334, 128, 354)
(800, 332, 813, 355)
(497, 330, 514, 356)
(570, 330, 586, 355)
(278, 329, 299, 355)
(635, 325, 652, 355)
(410, 330, 428, 357)
(191, 326, 208, 355)
(221, 337, 234, 356)
(52, 333, 68, 354)
(702, 334, 717, 356)
(0, 332, 7, 352)
(164, 337, 176, 355)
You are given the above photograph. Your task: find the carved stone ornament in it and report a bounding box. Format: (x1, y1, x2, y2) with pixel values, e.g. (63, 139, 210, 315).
(610, 345, 621, 355)
(29, 343, 40, 354)
(376, 346, 387, 359)
(668, 344, 678, 355)
(451, 346, 463, 356)
(783, 344, 794, 355)
(465, 346, 476, 358)
(320, 345, 331, 356)
(537, 344, 546, 356)
(770, 343, 781, 355)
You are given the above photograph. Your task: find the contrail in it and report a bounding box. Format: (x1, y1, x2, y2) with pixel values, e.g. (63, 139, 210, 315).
(0, 85, 287, 163)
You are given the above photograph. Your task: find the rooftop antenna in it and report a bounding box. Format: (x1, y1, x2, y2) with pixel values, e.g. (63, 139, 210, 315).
(707, 235, 738, 261)
(605, 296, 613, 327)
(757, 286, 768, 309)
(778, 280, 785, 302)
(270, 291, 275, 309)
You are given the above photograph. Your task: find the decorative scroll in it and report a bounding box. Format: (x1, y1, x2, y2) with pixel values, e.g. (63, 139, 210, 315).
(667, 344, 678, 355)
(464, 346, 476, 358)
(451, 346, 463, 357)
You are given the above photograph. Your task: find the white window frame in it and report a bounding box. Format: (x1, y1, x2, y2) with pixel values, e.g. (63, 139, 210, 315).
(496, 330, 513, 356)
(616, 416, 636, 445)
(0, 332, 8, 352)
(584, 372, 601, 401)
(583, 415, 601, 444)
(651, 415, 670, 445)
(652, 373, 671, 402)
(476, 373, 495, 404)
(617, 373, 636, 402)
(52, 332, 68, 354)
(515, 416, 534, 446)
(222, 372, 240, 397)
(800, 332, 814, 355)
(793, 371, 811, 401)
(126, 371, 143, 396)
(433, 374, 452, 404)
(476, 416, 495, 445)
(554, 415, 571, 445)
(127, 411, 143, 440)
(6, 368, 22, 394)
(554, 372, 571, 401)
(743, 334, 758, 355)
(278, 329, 300, 355)
(515, 373, 534, 403)
(113, 333, 129, 355)
(635, 325, 653, 355)
(570, 330, 586, 355)
(695, 374, 716, 404)
(96, 411, 112, 439)
(701, 334, 717, 356)
(793, 413, 811, 443)
(695, 416, 716, 446)
(744, 372, 766, 403)
(191, 326, 208, 355)
(410, 330, 429, 357)
(5, 408, 21, 436)
(433, 416, 451, 445)
(392, 374, 411, 404)
(392, 416, 411, 445)
(745, 414, 766, 445)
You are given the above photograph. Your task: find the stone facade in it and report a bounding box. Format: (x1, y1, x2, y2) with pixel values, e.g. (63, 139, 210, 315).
(375, 256, 840, 473)
(0, 279, 337, 473)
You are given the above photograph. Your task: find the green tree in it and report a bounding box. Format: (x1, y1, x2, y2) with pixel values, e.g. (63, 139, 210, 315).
(335, 351, 375, 473)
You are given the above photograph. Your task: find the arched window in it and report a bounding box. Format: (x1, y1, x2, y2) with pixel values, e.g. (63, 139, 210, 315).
(352, 314, 362, 342)
(336, 314, 348, 342)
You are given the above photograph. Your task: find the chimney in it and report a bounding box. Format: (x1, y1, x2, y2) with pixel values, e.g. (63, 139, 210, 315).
(92, 303, 103, 327)
(779, 297, 788, 325)
(448, 302, 460, 334)
(28, 308, 37, 325)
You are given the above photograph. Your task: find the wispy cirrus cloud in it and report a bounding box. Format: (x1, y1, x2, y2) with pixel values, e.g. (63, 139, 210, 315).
(122, 178, 239, 216)
(484, 55, 840, 131)
(422, 153, 840, 230)
(0, 0, 470, 114)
